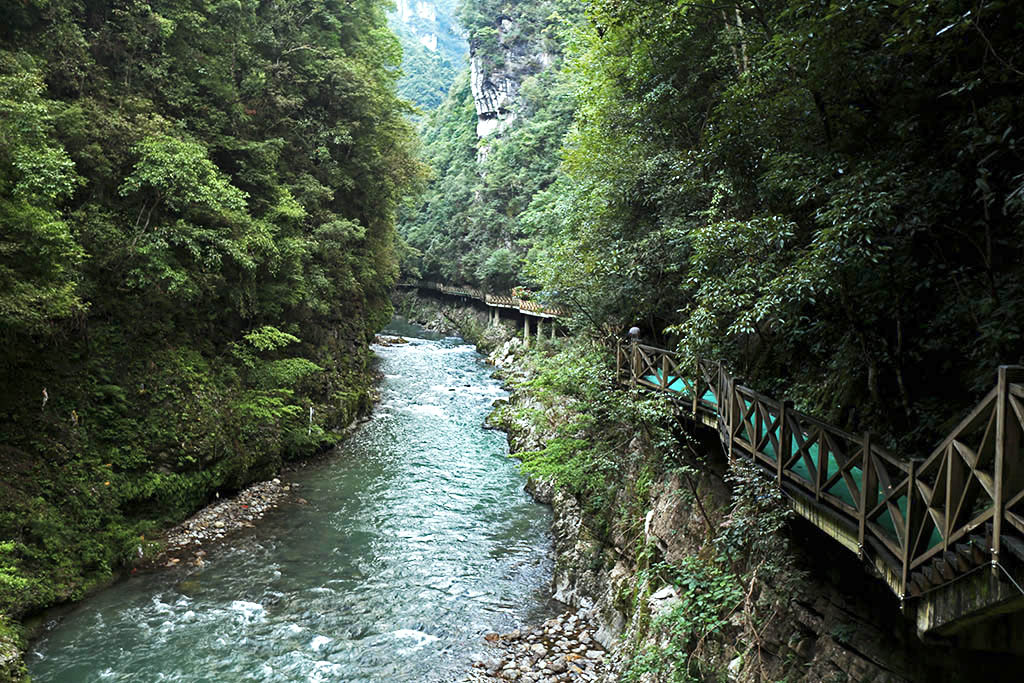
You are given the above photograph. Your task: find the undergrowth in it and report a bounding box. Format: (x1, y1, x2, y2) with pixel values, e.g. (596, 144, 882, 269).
(498, 339, 804, 682)
(500, 339, 677, 538)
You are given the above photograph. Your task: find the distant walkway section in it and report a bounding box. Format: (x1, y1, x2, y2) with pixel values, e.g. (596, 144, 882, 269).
(398, 280, 566, 318)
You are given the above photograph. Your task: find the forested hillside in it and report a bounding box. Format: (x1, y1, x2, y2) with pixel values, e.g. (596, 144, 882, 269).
(0, 0, 419, 636)
(390, 0, 466, 111)
(397, 0, 580, 291)
(405, 0, 1024, 451)
(535, 0, 1024, 450)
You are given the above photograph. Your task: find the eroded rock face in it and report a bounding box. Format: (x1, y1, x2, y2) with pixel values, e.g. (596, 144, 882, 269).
(469, 18, 553, 140)
(495, 364, 976, 681)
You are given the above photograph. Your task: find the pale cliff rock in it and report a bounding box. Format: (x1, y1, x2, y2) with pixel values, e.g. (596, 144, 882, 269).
(469, 17, 555, 140)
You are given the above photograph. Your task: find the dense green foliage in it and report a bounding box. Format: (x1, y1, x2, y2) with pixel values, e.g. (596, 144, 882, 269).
(392, 25, 460, 112)
(402, 0, 1024, 447)
(390, 0, 465, 111)
(525, 0, 1024, 448)
(0, 0, 419, 622)
(397, 0, 579, 290)
(495, 340, 675, 539)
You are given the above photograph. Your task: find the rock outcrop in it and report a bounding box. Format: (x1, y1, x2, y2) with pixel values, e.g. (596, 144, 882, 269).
(469, 17, 555, 140)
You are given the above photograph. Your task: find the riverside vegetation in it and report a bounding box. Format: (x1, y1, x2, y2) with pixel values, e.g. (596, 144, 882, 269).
(490, 338, 799, 681)
(0, 0, 421, 673)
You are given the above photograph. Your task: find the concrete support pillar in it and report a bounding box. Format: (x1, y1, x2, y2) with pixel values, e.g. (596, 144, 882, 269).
(523, 317, 531, 348)
(551, 321, 556, 340)
(536, 318, 543, 340)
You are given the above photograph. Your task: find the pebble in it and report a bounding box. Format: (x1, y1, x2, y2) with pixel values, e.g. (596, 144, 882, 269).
(463, 608, 608, 682)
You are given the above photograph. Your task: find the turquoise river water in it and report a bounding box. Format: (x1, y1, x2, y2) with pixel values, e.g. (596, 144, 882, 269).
(27, 323, 556, 682)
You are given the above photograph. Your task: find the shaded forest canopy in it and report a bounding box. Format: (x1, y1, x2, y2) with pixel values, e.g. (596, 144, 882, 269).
(399, 0, 1024, 453)
(1, 0, 421, 623)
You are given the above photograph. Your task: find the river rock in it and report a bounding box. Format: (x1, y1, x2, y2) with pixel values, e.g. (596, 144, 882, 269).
(462, 608, 607, 682)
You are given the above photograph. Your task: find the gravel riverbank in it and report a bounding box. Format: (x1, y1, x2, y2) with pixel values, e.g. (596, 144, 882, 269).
(465, 608, 609, 682)
(152, 477, 301, 568)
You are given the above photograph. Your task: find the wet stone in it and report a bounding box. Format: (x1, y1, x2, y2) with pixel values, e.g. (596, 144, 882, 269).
(463, 608, 608, 683)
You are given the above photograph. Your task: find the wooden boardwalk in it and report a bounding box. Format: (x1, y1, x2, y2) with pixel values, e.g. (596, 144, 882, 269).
(398, 280, 566, 318)
(618, 341, 1024, 637)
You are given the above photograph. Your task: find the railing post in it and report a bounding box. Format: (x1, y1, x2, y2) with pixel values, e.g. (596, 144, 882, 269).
(779, 400, 793, 487)
(728, 375, 739, 461)
(718, 361, 728, 443)
(816, 429, 826, 502)
(630, 339, 638, 388)
(901, 460, 917, 599)
(692, 357, 700, 418)
(858, 431, 873, 559)
(661, 352, 669, 391)
(992, 365, 1022, 573)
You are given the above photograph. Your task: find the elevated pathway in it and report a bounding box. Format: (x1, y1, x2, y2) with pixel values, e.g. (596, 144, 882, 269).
(617, 341, 1024, 641)
(397, 280, 565, 343)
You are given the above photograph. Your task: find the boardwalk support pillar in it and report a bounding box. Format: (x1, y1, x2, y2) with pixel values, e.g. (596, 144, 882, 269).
(523, 317, 531, 347)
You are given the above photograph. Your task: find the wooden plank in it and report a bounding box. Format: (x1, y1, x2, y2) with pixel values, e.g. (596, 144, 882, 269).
(820, 491, 860, 519)
(952, 438, 979, 469)
(787, 406, 861, 443)
(953, 545, 973, 572)
(938, 554, 956, 580)
(1004, 486, 1024, 512)
(975, 470, 996, 500)
(926, 386, 998, 463)
(1005, 510, 1024, 534)
(866, 520, 904, 559)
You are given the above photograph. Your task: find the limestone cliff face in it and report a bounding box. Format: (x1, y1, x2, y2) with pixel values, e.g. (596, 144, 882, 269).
(469, 17, 554, 139)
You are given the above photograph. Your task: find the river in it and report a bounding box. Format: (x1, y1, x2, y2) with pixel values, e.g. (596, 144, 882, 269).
(27, 323, 556, 682)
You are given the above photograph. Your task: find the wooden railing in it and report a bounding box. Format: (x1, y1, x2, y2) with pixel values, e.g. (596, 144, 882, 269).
(398, 280, 566, 317)
(617, 341, 1024, 604)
